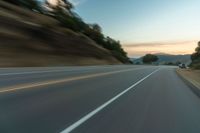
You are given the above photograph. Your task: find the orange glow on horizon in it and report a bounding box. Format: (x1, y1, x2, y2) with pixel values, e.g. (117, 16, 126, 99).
(123, 40, 198, 57)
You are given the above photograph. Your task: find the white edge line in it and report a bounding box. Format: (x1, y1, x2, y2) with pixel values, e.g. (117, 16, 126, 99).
(60, 68, 160, 133)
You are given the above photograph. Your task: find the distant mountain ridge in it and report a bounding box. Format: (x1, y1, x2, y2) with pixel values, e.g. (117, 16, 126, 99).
(131, 54, 191, 65)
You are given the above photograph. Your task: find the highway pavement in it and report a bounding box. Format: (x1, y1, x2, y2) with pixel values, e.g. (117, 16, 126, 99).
(0, 65, 200, 133)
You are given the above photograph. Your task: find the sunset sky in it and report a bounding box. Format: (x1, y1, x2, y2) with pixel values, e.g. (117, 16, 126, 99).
(48, 0, 200, 57)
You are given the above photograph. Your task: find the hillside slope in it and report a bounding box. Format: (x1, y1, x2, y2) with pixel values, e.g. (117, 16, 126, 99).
(0, 1, 121, 67)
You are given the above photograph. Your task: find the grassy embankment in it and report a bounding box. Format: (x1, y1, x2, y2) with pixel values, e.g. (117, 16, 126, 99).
(177, 69, 200, 93)
(0, 1, 122, 67)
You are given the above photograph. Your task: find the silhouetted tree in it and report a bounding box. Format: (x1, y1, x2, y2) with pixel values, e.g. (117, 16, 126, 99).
(83, 24, 104, 44)
(191, 41, 200, 69)
(142, 54, 158, 64)
(191, 42, 200, 61)
(195, 41, 200, 53)
(90, 24, 102, 33)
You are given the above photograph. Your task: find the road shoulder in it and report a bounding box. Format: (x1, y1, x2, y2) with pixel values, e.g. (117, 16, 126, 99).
(176, 69, 200, 97)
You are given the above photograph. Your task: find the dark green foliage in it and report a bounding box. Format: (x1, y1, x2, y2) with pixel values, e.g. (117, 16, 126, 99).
(82, 24, 130, 63)
(83, 27, 129, 63)
(83, 24, 104, 42)
(191, 42, 200, 61)
(191, 42, 200, 69)
(91, 24, 102, 33)
(164, 61, 180, 66)
(164, 62, 174, 65)
(191, 53, 200, 61)
(142, 54, 158, 64)
(103, 37, 129, 63)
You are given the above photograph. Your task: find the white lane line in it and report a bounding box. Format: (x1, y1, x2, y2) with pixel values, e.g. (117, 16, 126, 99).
(60, 68, 160, 133)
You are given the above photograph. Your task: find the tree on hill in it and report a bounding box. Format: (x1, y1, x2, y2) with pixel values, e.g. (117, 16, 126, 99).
(191, 41, 200, 60)
(191, 41, 200, 69)
(90, 24, 102, 33)
(142, 54, 158, 64)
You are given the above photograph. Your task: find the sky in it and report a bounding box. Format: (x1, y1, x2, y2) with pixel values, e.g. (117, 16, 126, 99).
(48, 0, 200, 57)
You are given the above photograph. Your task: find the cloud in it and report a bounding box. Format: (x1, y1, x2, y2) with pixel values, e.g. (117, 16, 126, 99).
(123, 40, 198, 57)
(123, 41, 197, 47)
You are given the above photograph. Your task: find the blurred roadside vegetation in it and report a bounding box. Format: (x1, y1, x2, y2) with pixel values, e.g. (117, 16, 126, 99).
(164, 61, 181, 66)
(3, 0, 130, 63)
(191, 42, 200, 69)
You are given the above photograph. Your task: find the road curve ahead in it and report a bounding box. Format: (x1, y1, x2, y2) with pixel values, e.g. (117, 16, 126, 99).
(0, 65, 200, 133)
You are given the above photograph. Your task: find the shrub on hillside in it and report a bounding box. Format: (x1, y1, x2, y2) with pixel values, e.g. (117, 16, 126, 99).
(191, 42, 200, 69)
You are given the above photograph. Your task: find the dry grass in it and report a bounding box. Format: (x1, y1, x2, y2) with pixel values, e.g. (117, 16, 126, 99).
(177, 69, 200, 89)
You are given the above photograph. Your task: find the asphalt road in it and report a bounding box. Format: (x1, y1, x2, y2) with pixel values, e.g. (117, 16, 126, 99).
(0, 65, 200, 133)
